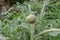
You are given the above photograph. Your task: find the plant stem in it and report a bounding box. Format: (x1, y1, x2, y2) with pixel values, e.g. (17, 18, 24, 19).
(40, 0, 50, 28)
(40, 0, 50, 18)
(34, 28, 60, 38)
(30, 24, 35, 40)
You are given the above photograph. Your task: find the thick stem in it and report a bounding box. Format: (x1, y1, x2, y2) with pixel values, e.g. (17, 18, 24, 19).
(30, 24, 35, 40)
(40, 0, 50, 28)
(40, 0, 50, 18)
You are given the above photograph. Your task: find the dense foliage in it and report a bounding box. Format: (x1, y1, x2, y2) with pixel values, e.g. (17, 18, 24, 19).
(0, 0, 60, 40)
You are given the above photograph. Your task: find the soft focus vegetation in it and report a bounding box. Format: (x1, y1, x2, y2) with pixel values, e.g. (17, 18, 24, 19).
(0, 0, 60, 40)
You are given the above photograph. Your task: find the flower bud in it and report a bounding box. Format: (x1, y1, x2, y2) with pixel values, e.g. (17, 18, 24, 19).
(26, 14, 36, 24)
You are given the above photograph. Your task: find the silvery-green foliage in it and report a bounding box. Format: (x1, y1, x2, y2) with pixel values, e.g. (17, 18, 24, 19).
(0, 0, 60, 40)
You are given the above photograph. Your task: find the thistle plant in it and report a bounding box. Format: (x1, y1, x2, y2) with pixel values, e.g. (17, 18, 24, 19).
(26, 0, 60, 40)
(0, 0, 60, 40)
(26, 4, 36, 40)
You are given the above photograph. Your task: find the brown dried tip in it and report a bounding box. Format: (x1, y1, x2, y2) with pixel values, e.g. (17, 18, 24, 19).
(26, 14, 36, 24)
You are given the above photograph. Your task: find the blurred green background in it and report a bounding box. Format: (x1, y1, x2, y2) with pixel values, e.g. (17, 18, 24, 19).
(0, 0, 60, 40)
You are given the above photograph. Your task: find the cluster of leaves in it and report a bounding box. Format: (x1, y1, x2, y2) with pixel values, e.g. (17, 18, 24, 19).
(45, 0, 60, 19)
(0, 0, 60, 40)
